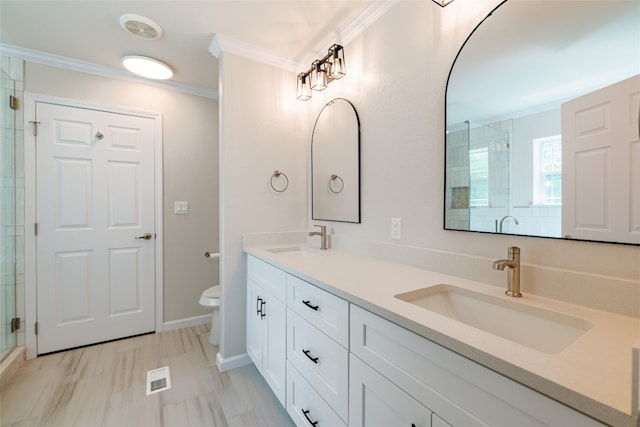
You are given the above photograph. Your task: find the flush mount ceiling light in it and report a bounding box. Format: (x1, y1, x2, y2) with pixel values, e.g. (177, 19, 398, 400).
(296, 44, 346, 101)
(122, 55, 173, 80)
(432, 0, 455, 6)
(119, 14, 163, 40)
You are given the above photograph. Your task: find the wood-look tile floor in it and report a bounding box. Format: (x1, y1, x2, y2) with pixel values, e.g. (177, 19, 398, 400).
(0, 325, 295, 427)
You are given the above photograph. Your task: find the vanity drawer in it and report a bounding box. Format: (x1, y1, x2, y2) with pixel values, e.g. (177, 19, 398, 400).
(287, 309, 349, 421)
(287, 274, 349, 347)
(287, 361, 347, 427)
(247, 255, 286, 303)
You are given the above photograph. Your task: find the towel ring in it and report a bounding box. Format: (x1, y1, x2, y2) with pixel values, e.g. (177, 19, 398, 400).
(270, 170, 289, 193)
(328, 174, 344, 194)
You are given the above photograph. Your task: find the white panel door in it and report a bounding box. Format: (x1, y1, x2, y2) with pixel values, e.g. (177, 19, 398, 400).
(36, 102, 156, 354)
(562, 74, 640, 243)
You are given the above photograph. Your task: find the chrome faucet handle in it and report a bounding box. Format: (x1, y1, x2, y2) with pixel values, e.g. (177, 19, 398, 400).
(494, 246, 522, 297)
(309, 225, 328, 250)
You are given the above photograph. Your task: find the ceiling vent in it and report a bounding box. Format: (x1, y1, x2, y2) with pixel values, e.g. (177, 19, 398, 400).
(119, 14, 163, 40)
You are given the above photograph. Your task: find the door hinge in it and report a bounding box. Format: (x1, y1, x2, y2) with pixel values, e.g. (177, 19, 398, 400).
(29, 121, 41, 136)
(10, 317, 21, 332)
(35, 321, 39, 335)
(9, 95, 18, 110)
(34, 223, 38, 236)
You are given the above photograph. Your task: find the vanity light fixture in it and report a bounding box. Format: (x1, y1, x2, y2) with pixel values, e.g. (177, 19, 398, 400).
(432, 0, 455, 6)
(122, 55, 173, 80)
(296, 44, 346, 101)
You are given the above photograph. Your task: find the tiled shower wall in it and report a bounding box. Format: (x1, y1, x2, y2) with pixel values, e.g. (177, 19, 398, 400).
(446, 117, 561, 237)
(0, 55, 25, 360)
(446, 121, 511, 233)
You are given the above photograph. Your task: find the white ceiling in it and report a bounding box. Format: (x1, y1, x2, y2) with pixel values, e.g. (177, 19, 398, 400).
(0, 0, 377, 93)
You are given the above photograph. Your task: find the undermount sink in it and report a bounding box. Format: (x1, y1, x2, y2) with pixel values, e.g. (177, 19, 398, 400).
(267, 246, 321, 259)
(395, 284, 593, 354)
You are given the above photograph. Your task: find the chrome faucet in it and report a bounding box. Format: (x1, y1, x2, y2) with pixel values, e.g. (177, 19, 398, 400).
(493, 246, 522, 297)
(496, 215, 519, 233)
(308, 225, 328, 250)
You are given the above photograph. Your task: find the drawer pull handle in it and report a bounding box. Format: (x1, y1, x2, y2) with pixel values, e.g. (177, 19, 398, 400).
(256, 297, 263, 316)
(302, 409, 319, 427)
(302, 349, 319, 364)
(260, 300, 266, 319)
(302, 300, 319, 311)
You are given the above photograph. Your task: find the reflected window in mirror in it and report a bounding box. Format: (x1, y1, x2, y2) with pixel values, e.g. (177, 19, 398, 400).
(312, 98, 361, 223)
(445, 0, 640, 245)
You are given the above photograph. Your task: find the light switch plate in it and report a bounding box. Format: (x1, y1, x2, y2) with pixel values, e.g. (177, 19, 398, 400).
(174, 201, 189, 215)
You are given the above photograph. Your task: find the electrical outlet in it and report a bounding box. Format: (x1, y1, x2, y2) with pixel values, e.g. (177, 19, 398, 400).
(391, 218, 402, 240)
(174, 201, 189, 215)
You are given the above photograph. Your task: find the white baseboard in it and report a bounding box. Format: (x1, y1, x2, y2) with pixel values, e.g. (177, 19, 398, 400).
(216, 351, 251, 373)
(162, 314, 211, 332)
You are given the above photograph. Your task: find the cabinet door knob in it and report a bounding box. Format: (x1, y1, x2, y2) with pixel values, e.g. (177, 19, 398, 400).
(302, 300, 319, 311)
(302, 409, 319, 427)
(302, 349, 319, 364)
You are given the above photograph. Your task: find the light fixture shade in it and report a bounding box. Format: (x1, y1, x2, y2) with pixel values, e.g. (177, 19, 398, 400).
(122, 55, 173, 80)
(296, 73, 312, 101)
(328, 45, 346, 80)
(310, 60, 327, 91)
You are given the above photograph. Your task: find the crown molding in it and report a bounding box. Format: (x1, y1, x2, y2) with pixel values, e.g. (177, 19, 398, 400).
(0, 43, 218, 99)
(209, 34, 302, 72)
(340, 0, 399, 47)
(210, 0, 398, 71)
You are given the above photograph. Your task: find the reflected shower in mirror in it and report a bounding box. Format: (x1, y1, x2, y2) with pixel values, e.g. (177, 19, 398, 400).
(445, 0, 640, 244)
(312, 98, 360, 223)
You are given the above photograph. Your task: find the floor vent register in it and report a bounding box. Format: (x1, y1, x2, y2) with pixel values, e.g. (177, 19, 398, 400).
(146, 366, 171, 395)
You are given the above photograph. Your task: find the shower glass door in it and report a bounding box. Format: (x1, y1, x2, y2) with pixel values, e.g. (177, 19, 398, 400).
(444, 121, 512, 233)
(467, 121, 511, 233)
(1, 63, 24, 362)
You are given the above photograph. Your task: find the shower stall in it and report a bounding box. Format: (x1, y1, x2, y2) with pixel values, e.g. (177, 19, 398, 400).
(445, 120, 512, 233)
(1, 58, 25, 363)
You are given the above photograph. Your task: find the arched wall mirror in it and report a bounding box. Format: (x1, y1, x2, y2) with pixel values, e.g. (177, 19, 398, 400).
(312, 98, 361, 223)
(445, 0, 640, 245)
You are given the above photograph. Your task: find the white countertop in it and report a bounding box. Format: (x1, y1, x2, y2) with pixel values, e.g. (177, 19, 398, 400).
(245, 244, 640, 427)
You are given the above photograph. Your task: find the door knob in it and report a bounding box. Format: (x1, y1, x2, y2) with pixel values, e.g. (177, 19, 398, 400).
(135, 233, 153, 240)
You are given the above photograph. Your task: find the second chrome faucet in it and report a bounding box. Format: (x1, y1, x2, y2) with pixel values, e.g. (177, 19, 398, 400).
(493, 246, 522, 297)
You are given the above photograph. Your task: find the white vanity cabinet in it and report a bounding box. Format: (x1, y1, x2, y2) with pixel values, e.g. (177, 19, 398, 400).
(246, 253, 611, 427)
(246, 256, 287, 406)
(350, 305, 606, 427)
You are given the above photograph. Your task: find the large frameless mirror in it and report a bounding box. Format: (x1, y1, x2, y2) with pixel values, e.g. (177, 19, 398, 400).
(445, 0, 640, 245)
(312, 98, 361, 223)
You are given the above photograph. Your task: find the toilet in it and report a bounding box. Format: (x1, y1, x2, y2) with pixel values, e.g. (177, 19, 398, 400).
(199, 285, 221, 345)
